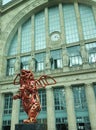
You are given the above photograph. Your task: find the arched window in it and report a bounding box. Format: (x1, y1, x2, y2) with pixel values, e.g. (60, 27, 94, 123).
(6, 4, 96, 75)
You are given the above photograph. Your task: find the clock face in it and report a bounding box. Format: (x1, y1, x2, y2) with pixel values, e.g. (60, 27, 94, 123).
(51, 33, 60, 41)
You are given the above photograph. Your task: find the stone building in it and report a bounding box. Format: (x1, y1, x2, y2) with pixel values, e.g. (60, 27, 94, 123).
(0, 0, 96, 130)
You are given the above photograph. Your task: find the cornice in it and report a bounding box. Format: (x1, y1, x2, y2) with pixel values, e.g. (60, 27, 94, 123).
(0, 66, 96, 85)
(78, 0, 96, 5)
(1, 0, 96, 14)
(0, 0, 27, 14)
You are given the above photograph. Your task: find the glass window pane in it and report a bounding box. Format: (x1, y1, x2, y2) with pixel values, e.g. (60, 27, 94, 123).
(86, 42, 96, 63)
(21, 56, 31, 70)
(35, 53, 46, 71)
(73, 86, 88, 111)
(38, 90, 46, 111)
(35, 11, 46, 50)
(54, 88, 66, 111)
(50, 49, 62, 69)
(48, 6, 60, 33)
(72, 85, 91, 130)
(8, 31, 18, 56)
(3, 93, 13, 115)
(21, 19, 32, 53)
(63, 4, 79, 43)
(67, 46, 82, 66)
(7, 58, 16, 76)
(79, 5, 96, 40)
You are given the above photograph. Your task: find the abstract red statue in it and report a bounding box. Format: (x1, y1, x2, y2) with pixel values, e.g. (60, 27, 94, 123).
(13, 70, 56, 123)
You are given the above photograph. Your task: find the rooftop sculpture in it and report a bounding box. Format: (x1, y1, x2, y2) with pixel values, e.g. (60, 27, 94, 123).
(13, 70, 56, 123)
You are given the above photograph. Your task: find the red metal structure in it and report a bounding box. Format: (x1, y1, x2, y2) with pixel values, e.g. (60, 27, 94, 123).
(13, 70, 56, 123)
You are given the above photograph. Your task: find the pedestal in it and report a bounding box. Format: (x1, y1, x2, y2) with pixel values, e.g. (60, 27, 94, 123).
(15, 123, 47, 130)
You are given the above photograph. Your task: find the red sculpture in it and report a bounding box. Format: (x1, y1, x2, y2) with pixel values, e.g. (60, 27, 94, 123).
(13, 69, 56, 123)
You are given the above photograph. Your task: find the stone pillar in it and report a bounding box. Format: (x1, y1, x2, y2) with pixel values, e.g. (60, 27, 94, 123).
(31, 15, 35, 52)
(85, 83, 96, 130)
(80, 44, 88, 63)
(59, 3, 66, 44)
(45, 8, 51, 72)
(30, 15, 36, 72)
(74, 1, 84, 40)
(0, 93, 4, 130)
(17, 26, 21, 54)
(45, 7, 49, 48)
(65, 86, 77, 130)
(14, 26, 21, 75)
(46, 87, 56, 130)
(45, 51, 51, 71)
(14, 57, 20, 74)
(11, 92, 20, 130)
(92, 6, 96, 24)
(29, 54, 35, 72)
(62, 47, 69, 67)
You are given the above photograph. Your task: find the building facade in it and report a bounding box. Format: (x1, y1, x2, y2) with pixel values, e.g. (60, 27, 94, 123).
(0, 0, 96, 130)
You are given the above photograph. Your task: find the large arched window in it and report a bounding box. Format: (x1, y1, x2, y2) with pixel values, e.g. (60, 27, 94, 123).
(6, 3, 96, 75)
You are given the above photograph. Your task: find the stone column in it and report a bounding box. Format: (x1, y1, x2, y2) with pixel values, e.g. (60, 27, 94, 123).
(85, 83, 96, 130)
(74, 1, 84, 40)
(14, 26, 21, 75)
(92, 6, 96, 24)
(45, 51, 50, 70)
(0, 93, 4, 130)
(30, 15, 36, 72)
(11, 92, 20, 130)
(46, 87, 56, 130)
(80, 44, 88, 64)
(14, 57, 20, 74)
(65, 86, 77, 130)
(17, 26, 21, 55)
(29, 54, 35, 72)
(62, 47, 69, 67)
(31, 15, 35, 52)
(59, 3, 66, 44)
(45, 8, 51, 71)
(45, 7, 49, 48)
